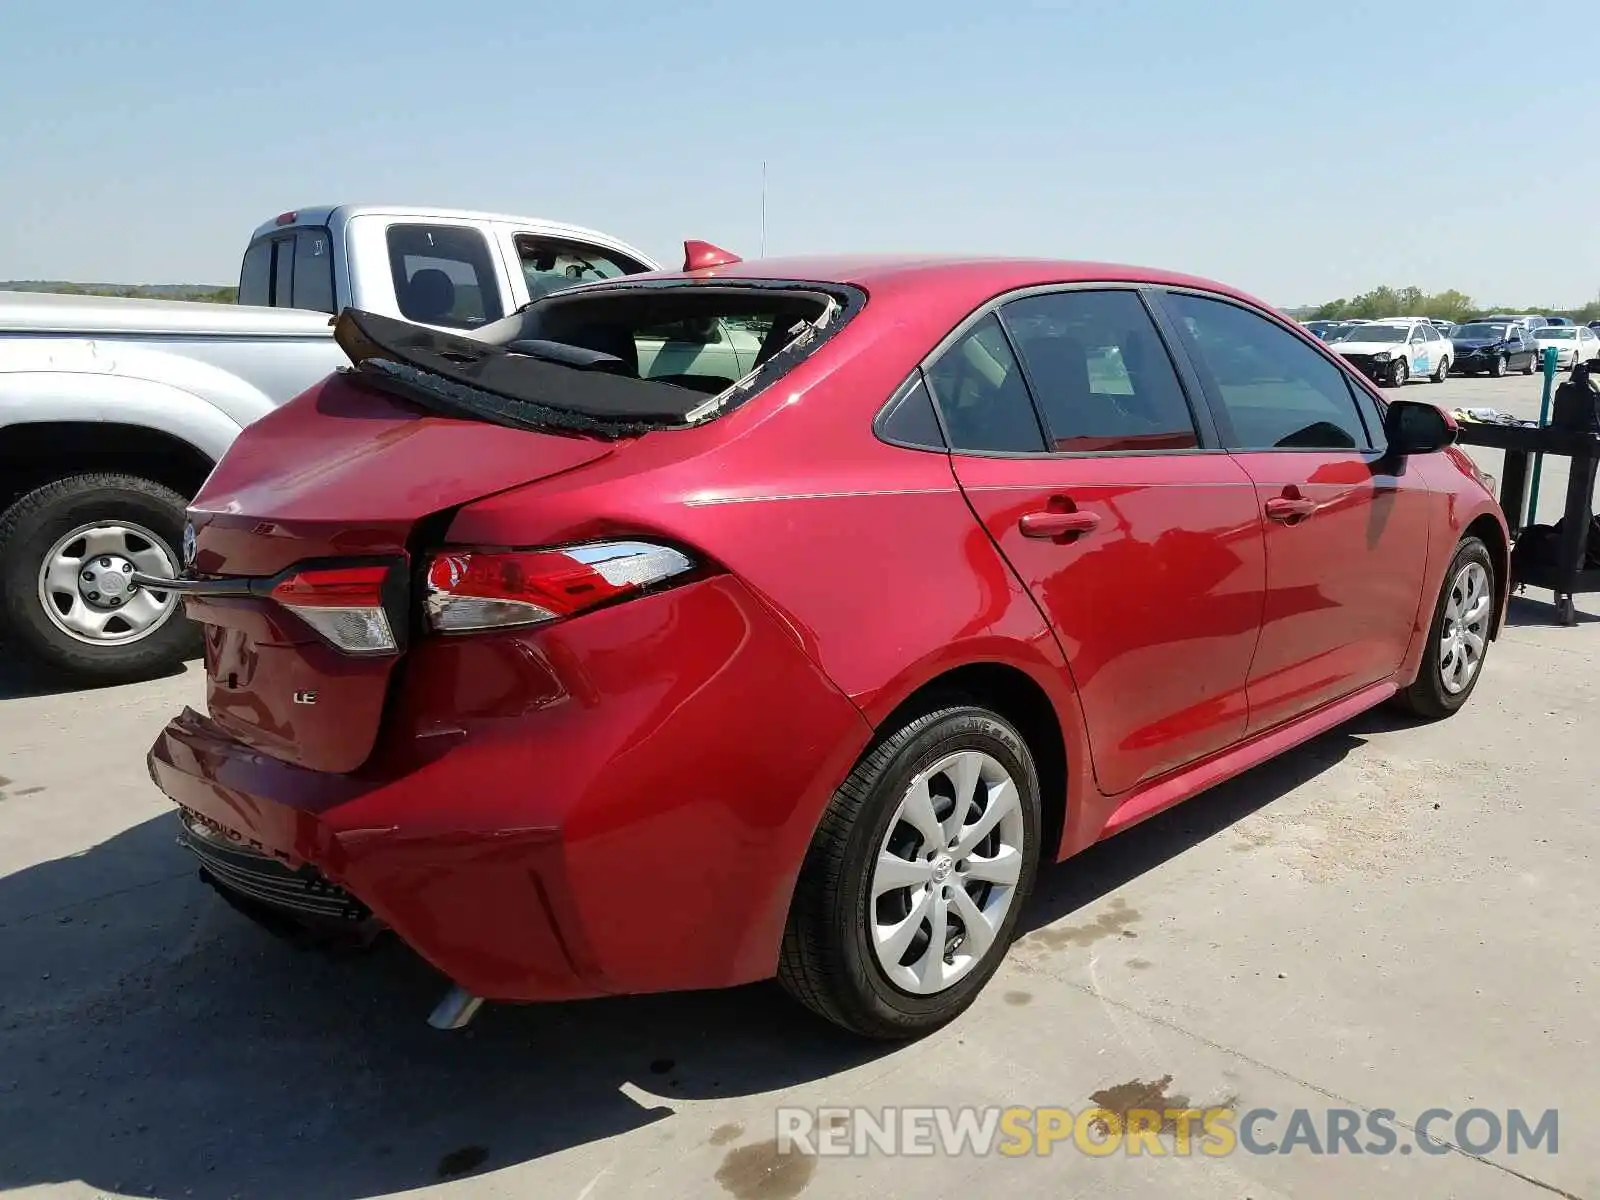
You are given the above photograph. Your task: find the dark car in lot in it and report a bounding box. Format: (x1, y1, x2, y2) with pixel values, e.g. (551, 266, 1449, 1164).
(1450, 320, 1538, 377)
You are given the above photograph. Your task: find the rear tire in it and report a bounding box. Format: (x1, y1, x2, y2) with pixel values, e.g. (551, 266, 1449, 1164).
(1393, 537, 1495, 720)
(778, 705, 1042, 1039)
(0, 474, 198, 684)
(1432, 356, 1449, 382)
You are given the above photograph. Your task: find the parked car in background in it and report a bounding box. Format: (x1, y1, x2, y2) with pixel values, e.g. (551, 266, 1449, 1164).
(1530, 323, 1600, 368)
(1329, 318, 1453, 385)
(1303, 319, 1340, 339)
(0, 205, 664, 683)
(143, 251, 1508, 1039)
(1318, 320, 1369, 343)
(1482, 312, 1547, 331)
(1450, 320, 1539, 376)
(1542, 316, 1573, 326)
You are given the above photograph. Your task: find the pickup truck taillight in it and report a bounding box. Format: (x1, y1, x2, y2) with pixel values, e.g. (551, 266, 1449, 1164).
(423, 541, 696, 633)
(270, 565, 399, 654)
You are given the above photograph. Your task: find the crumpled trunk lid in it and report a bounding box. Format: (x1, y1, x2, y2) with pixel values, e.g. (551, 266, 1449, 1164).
(184, 372, 613, 773)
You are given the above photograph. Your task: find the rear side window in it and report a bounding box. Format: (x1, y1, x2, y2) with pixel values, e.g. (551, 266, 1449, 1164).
(1002, 290, 1199, 453)
(925, 314, 1046, 453)
(1163, 293, 1372, 451)
(238, 240, 271, 306)
(876, 375, 946, 450)
(239, 229, 335, 312)
(387, 224, 504, 329)
(291, 228, 335, 312)
(271, 239, 295, 308)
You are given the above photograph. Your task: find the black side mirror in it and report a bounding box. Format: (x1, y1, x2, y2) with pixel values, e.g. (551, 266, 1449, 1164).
(1385, 398, 1457, 456)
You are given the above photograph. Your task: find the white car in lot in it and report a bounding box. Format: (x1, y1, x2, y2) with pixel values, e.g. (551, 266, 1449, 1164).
(1327, 318, 1452, 387)
(1529, 323, 1600, 369)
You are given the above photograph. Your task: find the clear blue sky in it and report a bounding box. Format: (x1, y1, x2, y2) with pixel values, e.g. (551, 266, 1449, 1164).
(3, 0, 1596, 307)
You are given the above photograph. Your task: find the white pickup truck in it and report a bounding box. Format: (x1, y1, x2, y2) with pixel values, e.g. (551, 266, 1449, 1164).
(0, 205, 698, 682)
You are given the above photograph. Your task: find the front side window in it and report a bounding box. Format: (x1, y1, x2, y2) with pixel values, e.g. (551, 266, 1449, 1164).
(1163, 292, 1371, 451)
(925, 314, 1046, 453)
(515, 235, 648, 303)
(387, 224, 504, 329)
(1001, 289, 1199, 452)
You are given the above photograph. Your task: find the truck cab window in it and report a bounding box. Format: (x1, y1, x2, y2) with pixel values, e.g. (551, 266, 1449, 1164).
(514, 236, 648, 303)
(386, 224, 504, 329)
(290, 229, 335, 313)
(238, 240, 271, 307)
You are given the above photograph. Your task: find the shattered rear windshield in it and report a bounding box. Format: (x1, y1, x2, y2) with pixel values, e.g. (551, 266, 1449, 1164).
(335, 283, 856, 437)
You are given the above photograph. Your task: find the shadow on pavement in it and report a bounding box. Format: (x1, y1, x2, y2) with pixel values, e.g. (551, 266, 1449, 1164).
(0, 816, 888, 1199)
(0, 649, 188, 701)
(1020, 720, 1371, 934)
(0, 720, 1369, 1199)
(1504, 592, 1600, 627)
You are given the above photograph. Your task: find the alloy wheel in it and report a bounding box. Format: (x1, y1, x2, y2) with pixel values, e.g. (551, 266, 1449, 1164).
(36, 521, 178, 646)
(869, 750, 1026, 995)
(1439, 560, 1492, 695)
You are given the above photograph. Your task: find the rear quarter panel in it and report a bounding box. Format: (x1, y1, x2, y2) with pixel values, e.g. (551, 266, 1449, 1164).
(1394, 447, 1509, 685)
(444, 311, 1099, 864)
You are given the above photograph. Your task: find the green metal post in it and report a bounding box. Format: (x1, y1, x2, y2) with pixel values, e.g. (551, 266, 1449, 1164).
(1528, 346, 1559, 525)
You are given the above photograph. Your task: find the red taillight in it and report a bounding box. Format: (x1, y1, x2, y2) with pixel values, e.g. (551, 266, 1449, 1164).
(424, 541, 695, 633)
(270, 564, 397, 655)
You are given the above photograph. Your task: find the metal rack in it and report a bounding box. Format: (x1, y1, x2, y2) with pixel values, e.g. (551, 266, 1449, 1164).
(1454, 421, 1600, 625)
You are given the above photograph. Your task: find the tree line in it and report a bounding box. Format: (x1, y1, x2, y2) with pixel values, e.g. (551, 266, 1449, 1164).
(2, 282, 238, 303)
(1308, 285, 1600, 325)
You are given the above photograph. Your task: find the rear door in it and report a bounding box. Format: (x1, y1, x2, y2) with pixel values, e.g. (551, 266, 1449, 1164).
(935, 288, 1266, 796)
(1155, 290, 1432, 732)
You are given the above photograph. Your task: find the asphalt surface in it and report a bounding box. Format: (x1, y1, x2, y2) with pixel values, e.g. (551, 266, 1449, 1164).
(1, 370, 1595, 1200)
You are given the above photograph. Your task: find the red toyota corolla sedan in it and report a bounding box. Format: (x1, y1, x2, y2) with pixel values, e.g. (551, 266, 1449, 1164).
(144, 249, 1507, 1039)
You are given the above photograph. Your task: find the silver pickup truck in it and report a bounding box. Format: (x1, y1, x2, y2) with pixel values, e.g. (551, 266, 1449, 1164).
(0, 204, 672, 682)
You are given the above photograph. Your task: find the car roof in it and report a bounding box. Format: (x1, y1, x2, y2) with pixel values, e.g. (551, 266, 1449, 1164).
(646, 254, 1273, 309)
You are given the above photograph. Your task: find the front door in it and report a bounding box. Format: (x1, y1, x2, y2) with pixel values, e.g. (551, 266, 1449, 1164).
(1157, 291, 1432, 731)
(1409, 325, 1430, 377)
(930, 290, 1267, 796)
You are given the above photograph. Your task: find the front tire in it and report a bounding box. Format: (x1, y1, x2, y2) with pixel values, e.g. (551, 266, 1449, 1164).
(1393, 537, 1495, 719)
(1387, 358, 1409, 387)
(0, 474, 197, 683)
(1490, 354, 1506, 378)
(778, 705, 1043, 1039)
(1523, 353, 1536, 375)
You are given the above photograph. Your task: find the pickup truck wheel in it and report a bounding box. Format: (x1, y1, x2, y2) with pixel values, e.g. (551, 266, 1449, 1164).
(0, 474, 198, 683)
